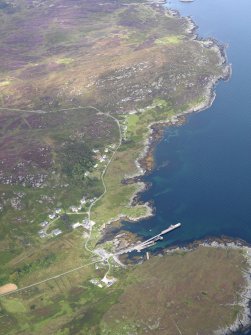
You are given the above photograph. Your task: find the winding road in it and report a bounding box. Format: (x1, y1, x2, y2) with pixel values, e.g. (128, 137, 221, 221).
(0, 105, 123, 297)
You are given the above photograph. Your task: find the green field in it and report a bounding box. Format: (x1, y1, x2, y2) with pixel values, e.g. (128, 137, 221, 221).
(0, 246, 248, 334)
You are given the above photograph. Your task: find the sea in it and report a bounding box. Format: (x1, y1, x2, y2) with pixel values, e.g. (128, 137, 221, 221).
(122, 0, 251, 333)
(124, 0, 251, 251)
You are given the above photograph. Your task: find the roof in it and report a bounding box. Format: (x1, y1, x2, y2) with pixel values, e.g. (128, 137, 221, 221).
(52, 229, 62, 236)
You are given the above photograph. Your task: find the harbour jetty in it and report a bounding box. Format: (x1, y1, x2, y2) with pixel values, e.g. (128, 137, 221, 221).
(116, 223, 181, 254)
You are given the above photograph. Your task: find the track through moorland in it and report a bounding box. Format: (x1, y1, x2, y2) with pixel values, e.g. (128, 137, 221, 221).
(0, 105, 123, 296)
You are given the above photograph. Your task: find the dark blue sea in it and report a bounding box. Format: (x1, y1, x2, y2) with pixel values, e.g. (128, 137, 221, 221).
(123, 0, 251, 333)
(124, 0, 251, 248)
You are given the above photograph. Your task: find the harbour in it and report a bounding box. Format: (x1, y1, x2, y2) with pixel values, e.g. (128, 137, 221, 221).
(122, 0, 251, 249)
(117, 223, 181, 254)
(120, 0, 251, 332)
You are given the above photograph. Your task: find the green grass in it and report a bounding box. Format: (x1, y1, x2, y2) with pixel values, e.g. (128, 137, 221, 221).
(1, 299, 26, 314)
(0, 80, 10, 87)
(89, 101, 175, 242)
(101, 247, 247, 335)
(155, 34, 183, 45)
(0, 247, 246, 335)
(101, 321, 138, 335)
(55, 58, 74, 65)
(125, 114, 139, 135)
(120, 205, 149, 219)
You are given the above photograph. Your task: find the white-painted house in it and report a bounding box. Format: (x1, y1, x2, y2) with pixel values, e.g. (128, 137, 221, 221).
(51, 229, 62, 236)
(72, 222, 82, 229)
(49, 213, 56, 220)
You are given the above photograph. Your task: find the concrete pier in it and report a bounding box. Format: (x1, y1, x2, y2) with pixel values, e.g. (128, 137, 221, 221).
(116, 223, 181, 255)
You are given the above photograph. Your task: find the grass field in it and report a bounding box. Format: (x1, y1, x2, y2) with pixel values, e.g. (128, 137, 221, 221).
(155, 35, 183, 45)
(101, 246, 248, 335)
(0, 246, 248, 335)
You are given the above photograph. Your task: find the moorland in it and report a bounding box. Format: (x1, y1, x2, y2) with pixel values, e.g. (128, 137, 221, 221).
(0, 0, 248, 334)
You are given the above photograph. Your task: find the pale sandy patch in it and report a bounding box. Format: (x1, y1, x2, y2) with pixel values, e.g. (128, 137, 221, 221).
(0, 283, 17, 294)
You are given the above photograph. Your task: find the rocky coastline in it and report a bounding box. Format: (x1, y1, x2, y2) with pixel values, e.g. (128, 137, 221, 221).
(122, 53, 231, 226)
(102, 1, 231, 236)
(164, 238, 251, 334)
(102, 3, 251, 334)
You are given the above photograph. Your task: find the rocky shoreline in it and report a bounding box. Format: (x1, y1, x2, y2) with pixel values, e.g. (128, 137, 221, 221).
(215, 243, 251, 334)
(110, 234, 251, 334)
(102, 1, 231, 235)
(98, 8, 250, 330)
(164, 238, 251, 334)
(121, 21, 231, 224)
(103, 3, 251, 334)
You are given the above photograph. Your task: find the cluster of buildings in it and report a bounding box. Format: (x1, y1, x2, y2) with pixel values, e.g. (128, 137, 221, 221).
(69, 205, 82, 213)
(37, 196, 92, 239)
(92, 148, 110, 169)
(89, 275, 117, 288)
(71, 218, 95, 231)
(69, 196, 92, 213)
(70, 197, 86, 213)
(89, 279, 103, 288)
(84, 153, 108, 172)
(38, 208, 63, 239)
(38, 229, 47, 239)
(38, 223, 62, 239)
(36, 146, 113, 241)
(48, 208, 62, 220)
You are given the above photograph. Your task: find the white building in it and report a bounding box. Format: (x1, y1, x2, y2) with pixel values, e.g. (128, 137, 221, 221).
(55, 208, 62, 214)
(82, 218, 91, 230)
(80, 197, 86, 205)
(51, 229, 62, 236)
(101, 275, 117, 287)
(72, 222, 82, 229)
(70, 206, 79, 213)
(40, 221, 49, 227)
(49, 213, 56, 220)
(90, 279, 103, 288)
(38, 229, 47, 238)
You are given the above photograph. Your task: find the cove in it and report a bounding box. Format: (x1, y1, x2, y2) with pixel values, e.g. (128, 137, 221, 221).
(123, 0, 251, 248)
(120, 1, 251, 333)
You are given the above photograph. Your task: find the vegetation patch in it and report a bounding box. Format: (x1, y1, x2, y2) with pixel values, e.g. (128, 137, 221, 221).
(0, 1, 230, 334)
(101, 247, 247, 335)
(0, 247, 247, 334)
(155, 35, 183, 45)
